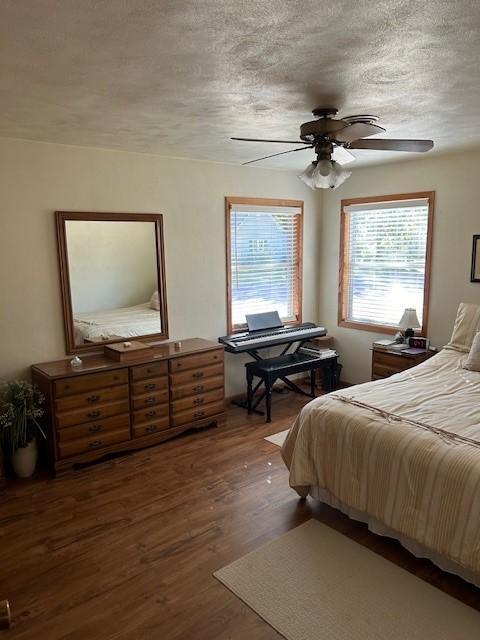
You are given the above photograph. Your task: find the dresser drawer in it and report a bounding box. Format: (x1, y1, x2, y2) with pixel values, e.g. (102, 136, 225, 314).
(170, 375, 224, 400)
(170, 400, 224, 427)
(169, 362, 224, 387)
(56, 414, 130, 443)
(169, 349, 223, 372)
(55, 370, 128, 397)
(132, 417, 170, 438)
(57, 426, 130, 459)
(130, 361, 168, 381)
(55, 384, 128, 413)
(56, 399, 130, 429)
(373, 351, 408, 370)
(132, 404, 169, 426)
(171, 387, 224, 414)
(131, 389, 169, 410)
(131, 376, 168, 396)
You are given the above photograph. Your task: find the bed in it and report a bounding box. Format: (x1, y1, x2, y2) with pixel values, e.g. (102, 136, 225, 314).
(74, 302, 161, 344)
(282, 303, 480, 586)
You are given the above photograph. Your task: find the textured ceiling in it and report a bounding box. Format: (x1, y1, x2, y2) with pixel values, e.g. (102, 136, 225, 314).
(1, 1, 480, 170)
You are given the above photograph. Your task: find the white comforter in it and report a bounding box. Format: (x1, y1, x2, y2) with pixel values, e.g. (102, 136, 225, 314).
(282, 348, 480, 583)
(74, 303, 161, 343)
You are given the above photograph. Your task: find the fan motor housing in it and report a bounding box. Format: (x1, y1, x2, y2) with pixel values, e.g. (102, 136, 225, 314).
(300, 118, 347, 141)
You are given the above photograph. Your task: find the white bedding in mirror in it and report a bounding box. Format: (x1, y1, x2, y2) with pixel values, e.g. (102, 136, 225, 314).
(73, 302, 161, 344)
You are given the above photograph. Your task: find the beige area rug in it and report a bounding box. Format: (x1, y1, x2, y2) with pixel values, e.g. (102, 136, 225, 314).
(214, 520, 480, 640)
(264, 429, 288, 447)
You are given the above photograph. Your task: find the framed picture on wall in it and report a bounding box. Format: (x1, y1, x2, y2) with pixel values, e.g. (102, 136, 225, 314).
(471, 235, 480, 282)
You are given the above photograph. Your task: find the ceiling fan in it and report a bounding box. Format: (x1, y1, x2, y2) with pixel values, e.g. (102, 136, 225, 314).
(231, 107, 434, 189)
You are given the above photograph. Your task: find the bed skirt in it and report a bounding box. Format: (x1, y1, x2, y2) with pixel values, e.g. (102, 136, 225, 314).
(310, 485, 480, 589)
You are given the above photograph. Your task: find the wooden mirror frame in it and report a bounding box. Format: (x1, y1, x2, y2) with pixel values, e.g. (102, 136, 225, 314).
(55, 212, 169, 354)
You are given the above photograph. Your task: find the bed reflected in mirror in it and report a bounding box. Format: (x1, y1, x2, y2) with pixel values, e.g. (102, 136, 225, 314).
(56, 212, 168, 353)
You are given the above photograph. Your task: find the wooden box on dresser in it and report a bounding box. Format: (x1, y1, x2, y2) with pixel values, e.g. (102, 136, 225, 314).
(32, 338, 225, 475)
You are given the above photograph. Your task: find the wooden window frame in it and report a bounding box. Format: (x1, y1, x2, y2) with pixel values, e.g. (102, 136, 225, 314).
(225, 196, 304, 335)
(338, 191, 435, 336)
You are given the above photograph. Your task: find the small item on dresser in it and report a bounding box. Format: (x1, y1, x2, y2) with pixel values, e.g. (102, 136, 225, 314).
(103, 341, 153, 362)
(174, 341, 182, 350)
(372, 339, 397, 350)
(70, 355, 83, 368)
(409, 336, 429, 350)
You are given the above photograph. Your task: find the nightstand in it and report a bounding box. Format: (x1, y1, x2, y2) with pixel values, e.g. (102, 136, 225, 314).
(371, 346, 434, 381)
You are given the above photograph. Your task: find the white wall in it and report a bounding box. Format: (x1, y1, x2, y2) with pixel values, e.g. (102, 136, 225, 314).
(0, 138, 320, 395)
(67, 220, 158, 313)
(320, 149, 480, 384)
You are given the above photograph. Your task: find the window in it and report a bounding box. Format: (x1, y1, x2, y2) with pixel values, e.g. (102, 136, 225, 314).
(226, 197, 303, 333)
(338, 192, 434, 334)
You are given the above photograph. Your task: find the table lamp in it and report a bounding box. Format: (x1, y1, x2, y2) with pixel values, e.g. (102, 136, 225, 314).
(398, 307, 420, 342)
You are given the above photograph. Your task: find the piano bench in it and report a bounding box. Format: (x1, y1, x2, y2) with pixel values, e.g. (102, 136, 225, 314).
(245, 353, 338, 423)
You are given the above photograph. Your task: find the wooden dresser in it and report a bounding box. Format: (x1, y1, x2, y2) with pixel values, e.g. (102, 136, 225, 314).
(371, 345, 433, 381)
(32, 338, 225, 475)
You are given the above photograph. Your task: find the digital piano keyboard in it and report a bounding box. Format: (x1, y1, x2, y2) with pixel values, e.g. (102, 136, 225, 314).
(218, 322, 327, 354)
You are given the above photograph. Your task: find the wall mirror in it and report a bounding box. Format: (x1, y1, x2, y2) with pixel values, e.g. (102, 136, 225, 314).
(56, 212, 168, 353)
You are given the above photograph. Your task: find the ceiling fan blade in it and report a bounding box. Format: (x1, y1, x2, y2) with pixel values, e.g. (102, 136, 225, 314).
(333, 122, 386, 143)
(242, 145, 314, 165)
(231, 137, 310, 145)
(347, 139, 434, 152)
(332, 145, 355, 165)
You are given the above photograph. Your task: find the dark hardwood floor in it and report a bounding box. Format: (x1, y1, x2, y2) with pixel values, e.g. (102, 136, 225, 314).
(1, 391, 479, 639)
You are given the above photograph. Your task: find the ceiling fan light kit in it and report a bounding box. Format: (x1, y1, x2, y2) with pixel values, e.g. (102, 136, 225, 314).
(232, 107, 434, 189)
(299, 160, 351, 190)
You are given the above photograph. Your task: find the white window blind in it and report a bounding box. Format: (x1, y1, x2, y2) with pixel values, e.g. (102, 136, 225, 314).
(343, 198, 430, 328)
(229, 203, 302, 329)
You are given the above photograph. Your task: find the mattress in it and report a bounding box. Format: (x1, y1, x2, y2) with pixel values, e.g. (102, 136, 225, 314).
(74, 302, 161, 343)
(282, 347, 480, 583)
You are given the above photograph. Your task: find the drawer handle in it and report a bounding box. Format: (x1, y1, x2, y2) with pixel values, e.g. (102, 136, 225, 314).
(113, 376, 120, 381)
(144, 383, 156, 391)
(146, 425, 158, 433)
(88, 425, 102, 433)
(193, 384, 204, 392)
(193, 398, 205, 406)
(192, 372, 204, 379)
(146, 368, 152, 374)
(193, 411, 205, 418)
(144, 397, 156, 405)
(87, 394, 100, 403)
(145, 410, 156, 418)
(89, 440, 103, 449)
(87, 410, 101, 419)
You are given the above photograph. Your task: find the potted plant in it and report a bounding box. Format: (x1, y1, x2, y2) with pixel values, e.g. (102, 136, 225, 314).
(0, 380, 46, 478)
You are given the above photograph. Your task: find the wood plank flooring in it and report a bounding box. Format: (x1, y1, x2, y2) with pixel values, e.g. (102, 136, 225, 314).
(1, 392, 479, 639)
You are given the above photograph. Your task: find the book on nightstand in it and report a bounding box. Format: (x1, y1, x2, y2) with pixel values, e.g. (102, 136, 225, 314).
(373, 339, 408, 351)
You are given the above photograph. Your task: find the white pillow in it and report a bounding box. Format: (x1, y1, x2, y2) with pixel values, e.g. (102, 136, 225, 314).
(150, 291, 160, 310)
(447, 303, 480, 352)
(463, 332, 480, 371)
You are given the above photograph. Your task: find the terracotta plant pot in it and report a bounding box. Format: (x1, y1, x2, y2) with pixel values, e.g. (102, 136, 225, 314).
(11, 439, 38, 478)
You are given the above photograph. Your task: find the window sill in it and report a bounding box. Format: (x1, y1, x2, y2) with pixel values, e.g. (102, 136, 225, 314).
(339, 320, 427, 336)
(338, 320, 399, 335)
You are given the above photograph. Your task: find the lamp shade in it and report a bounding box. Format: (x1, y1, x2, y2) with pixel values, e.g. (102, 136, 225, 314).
(298, 161, 351, 190)
(398, 307, 420, 330)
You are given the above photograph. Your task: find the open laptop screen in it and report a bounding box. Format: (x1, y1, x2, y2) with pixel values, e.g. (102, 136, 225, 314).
(245, 311, 283, 333)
